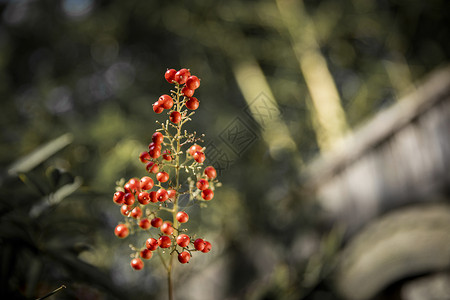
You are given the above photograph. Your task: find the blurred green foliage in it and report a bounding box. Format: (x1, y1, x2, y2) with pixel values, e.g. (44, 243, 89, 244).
(0, 0, 448, 299)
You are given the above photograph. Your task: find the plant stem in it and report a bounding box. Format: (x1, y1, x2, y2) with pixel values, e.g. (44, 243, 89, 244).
(168, 263, 173, 300)
(166, 84, 183, 300)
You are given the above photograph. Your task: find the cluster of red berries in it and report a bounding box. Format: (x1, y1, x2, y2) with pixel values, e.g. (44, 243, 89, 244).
(152, 68, 200, 118)
(113, 68, 219, 271)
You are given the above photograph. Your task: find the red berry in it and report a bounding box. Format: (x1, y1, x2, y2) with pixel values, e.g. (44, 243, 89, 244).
(158, 95, 174, 110)
(149, 191, 158, 203)
(124, 193, 135, 205)
(139, 151, 151, 163)
(148, 146, 161, 159)
(131, 206, 142, 219)
(146, 238, 159, 251)
(140, 249, 153, 259)
(153, 102, 164, 114)
(120, 204, 130, 216)
(176, 211, 189, 223)
(158, 235, 172, 248)
(196, 179, 209, 191)
(162, 150, 172, 161)
(178, 251, 191, 264)
(165, 68, 177, 83)
(156, 188, 169, 202)
(126, 178, 141, 193)
(186, 97, 199, 110)
(114, 224, 129, 238)
(138, 191, 150, 205)
(174, 68, 190, 84)
(201, 189, 214, 200)
(168, 189, 177, 200)
(139, 218, 151, 229)
(152, 132, 164, 144)
(176, 234, 190, 247)
(113, 191, 125, 205)
(148, 142, 162, 151)
(188, 144, 202, 156)
(130, 258, 144, 270)
(123, 183, 131, 193)
(186, 76, 200, 90)
(193, 151, 205, 163)
(161, 221, 174, 235)
(146, 162, 159, 173)
(204, 166, 217, 179)
(181, 86, 194, 97)
(201, 241, 212, 253)
(156, 171, 169, 183)
(194, 238, 206, 251)
(169, 111, 181, 124)
(150, 217, 163, 228)
(140, 176, 154, 190)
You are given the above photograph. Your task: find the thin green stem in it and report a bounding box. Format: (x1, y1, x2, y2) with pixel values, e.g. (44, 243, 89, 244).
(36, 285, 66, 300)
(166, 83, 184, 300)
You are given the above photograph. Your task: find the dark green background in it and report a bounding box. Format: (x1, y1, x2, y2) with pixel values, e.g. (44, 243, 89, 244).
(0, 0, 448, 299)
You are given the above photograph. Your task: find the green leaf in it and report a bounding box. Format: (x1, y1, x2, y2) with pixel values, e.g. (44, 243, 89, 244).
(7, 133, 74, 177)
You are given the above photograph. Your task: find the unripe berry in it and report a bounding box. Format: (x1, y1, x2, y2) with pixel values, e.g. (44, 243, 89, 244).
(176, 234, 190, 247)
(158, 235, 172, 248)
(114, 224, 129, 238)
(130, 258, 144, 270)
(178, 251, 191, 264)
(176, 211, 189, 223)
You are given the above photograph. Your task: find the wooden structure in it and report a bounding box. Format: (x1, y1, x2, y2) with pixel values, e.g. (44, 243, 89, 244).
(303, 66, 450, 300)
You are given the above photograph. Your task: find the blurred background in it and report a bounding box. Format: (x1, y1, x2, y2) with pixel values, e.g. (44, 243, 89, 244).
(0, 0, 449, 299)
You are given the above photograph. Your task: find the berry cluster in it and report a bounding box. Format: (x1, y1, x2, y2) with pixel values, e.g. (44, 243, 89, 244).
(112, 68, 219, 272)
